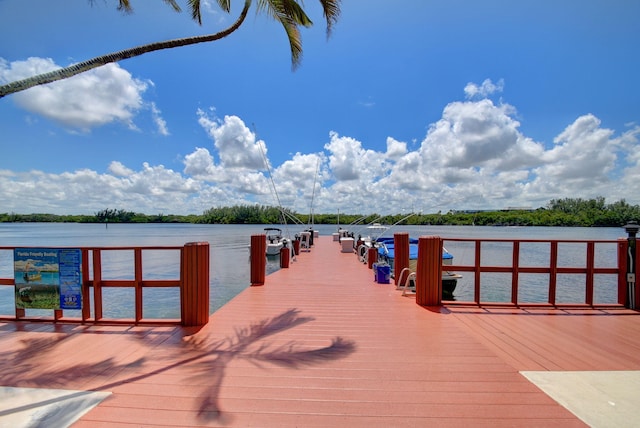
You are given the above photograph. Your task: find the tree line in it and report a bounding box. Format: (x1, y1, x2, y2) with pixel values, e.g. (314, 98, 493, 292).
(1, 197, 639, 227)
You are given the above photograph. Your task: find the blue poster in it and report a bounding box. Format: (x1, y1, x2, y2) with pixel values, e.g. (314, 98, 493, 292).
(14, 248, 82, 310)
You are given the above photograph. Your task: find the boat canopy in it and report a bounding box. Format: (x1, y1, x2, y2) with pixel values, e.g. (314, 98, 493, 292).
(378, 240, 453, 261)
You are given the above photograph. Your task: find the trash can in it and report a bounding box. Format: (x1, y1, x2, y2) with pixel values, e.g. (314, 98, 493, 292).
(376, 264, 390, 284)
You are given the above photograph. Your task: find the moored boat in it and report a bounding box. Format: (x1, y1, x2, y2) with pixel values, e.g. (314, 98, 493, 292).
(265, 228, 285, 256)
(375, 237, 461, 298)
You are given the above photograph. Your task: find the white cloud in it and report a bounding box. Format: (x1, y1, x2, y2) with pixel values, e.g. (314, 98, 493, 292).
(184, 147, 216, 178)
(324, 131, 388, 182)
(150, 102, 169, 136)
(108, 161, 134, 177)
(271, 152, 325, 209)
(521, 114, 620, 200)
(464, 78, 505, 99)
(421, 99, 524, 169)
(2, 80, 639, 215)
(0, 57, 150, 132)
(197, 110, 267, 170)
(386, 137, 407, 159)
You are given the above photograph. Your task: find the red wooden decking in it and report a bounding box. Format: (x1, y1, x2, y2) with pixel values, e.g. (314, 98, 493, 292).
(1, 236, 640, 427)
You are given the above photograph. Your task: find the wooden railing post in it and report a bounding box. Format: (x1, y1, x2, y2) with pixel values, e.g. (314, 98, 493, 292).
(585, 241, 595, 306)
(250, 234, 266, 286)
(135, 248, 143, 323)
(394, 233, 410, 286)
(93, 249, 103, 321)
(181, 242, 210, 327)
(416, 236, 442, 306)
(81, 249, 91, 322)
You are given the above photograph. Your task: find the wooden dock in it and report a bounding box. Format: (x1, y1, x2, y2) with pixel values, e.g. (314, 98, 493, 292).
(2, 236, 640, 427)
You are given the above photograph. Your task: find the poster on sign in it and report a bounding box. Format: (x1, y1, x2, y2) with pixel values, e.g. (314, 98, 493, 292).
(14, 248, 82, 310)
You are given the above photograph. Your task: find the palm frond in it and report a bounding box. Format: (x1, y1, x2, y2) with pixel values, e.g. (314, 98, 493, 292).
(115, 0, 181, 14)
(116, 0, 132, 13)
(247, 337, 356, 368)
(281, 17, 304, 69)
(257, 0, 312, 27)
(215, 0, 232, 13)
(319, 0, 341, 37)
(187, 0, 203, 24)
(163, 0, 182, 13)
(256, 0, 314, 69)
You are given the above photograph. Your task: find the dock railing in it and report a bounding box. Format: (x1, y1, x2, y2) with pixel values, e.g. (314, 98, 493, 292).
(416, 236, 635, 308)
(0, 242, 209, 326)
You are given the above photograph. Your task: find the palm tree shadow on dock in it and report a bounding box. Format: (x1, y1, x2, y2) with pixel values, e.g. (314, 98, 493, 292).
(184, 308, 357, 421)
(0, 309, 356, 423)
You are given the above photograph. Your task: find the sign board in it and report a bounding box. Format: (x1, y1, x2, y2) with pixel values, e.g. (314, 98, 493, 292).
(14, 248, 82, 310)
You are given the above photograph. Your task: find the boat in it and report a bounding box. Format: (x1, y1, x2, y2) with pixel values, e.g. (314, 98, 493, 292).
(353, 223, 388, 258)
(375, 237, 461, 298)
(22, 261, 42, 283)
(23, 272, 42, 282)
(264, 228, 286, 256)
(361, 223, 388, 245)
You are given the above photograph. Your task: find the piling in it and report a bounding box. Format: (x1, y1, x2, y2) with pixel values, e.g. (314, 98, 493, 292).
(280, 246, 291, 268)
(394, 233, 410, 285)
(367, 247, 378, 269)
(181, 242, 210, 326)
(415, 236, 442, 306)
(250, 234, 266, 286)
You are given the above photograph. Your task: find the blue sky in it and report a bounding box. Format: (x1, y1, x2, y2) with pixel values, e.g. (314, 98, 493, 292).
(1, 0, 639, 216)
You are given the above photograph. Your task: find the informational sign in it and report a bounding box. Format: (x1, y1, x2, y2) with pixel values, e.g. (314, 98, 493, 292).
(14, 248, 82, 310)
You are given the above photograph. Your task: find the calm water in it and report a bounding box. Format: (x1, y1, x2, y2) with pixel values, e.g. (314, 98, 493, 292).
(0, 223, 629, 318)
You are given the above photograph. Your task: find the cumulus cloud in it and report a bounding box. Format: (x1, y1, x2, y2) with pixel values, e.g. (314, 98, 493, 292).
(324, 131, 388, 182)
(0, 57, 166, 133)
(108, 161, 134, 177)
(271, 153, 325, 208)
(2, 78, 639, 215)
(197, 109, 267, 170)
(521, 114, 619, 199)
(0, 163, 201, 215)
(421, 99, 523, 169)
(464, 78, 505, 99)
(386, 137, 407, 159)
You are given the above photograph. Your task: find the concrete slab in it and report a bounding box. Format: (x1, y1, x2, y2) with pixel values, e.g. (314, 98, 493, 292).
(522, 371, 640, 428)
(0, 386, 110, 428)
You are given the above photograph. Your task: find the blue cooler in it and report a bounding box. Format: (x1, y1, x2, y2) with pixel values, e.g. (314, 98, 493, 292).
(376, 264, 390, 284)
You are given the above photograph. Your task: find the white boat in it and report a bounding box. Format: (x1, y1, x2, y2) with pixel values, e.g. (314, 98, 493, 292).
(265, 228, 285, 256)
(361, 223, 388, 246)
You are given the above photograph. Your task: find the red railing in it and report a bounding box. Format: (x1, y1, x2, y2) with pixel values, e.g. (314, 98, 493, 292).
(438, 237, 632, 308)
(0, 242, 209, 326)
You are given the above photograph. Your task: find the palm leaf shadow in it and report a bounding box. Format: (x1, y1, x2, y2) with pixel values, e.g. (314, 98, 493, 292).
(188, 308, 356, 421)
(0, 309, 356, 424)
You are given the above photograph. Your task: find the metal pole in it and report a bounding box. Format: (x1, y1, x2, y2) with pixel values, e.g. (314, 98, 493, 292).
(624, 222, 639, 309)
